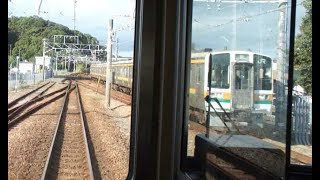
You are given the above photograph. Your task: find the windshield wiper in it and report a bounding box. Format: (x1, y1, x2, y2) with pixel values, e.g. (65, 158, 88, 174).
(205, 95, 240, 133)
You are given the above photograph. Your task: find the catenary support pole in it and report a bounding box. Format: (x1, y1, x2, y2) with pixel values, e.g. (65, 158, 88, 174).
(106, 19, 113, 108)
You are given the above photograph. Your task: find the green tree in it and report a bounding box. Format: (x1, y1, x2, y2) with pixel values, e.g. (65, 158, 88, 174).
(8, 16, 99, 63)
(294, 0, 312, 95)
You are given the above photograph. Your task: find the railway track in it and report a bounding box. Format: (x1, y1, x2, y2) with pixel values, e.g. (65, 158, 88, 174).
(76, 80, 131, 105)
(8, 82, 72, 130)
(206, 153, 256, 180)
(8, 81, 54, 111)
(75, 80, 102, 94)
(8, 84, 69, 121)
(41, 81, 94, 179)
(111, 90, 131, 105)
(204, 138, 282, 180)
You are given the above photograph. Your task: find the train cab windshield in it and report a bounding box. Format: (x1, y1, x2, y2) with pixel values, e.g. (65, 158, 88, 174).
(211, 53, 230, 89)
(234, 63, 251, 90)
(253, 55, 272, 90)
(183, 0, 312, 178)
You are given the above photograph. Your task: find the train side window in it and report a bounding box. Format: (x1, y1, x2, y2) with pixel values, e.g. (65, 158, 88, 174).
(129, 66, 132, 81)
(126, 67, 129, 77)
(197, 66, 201, 83)
(181, 0, 310, 179)
(190, 69, 194, 86)
(125, 0, 311, 179)
(193, 66, 198, 84)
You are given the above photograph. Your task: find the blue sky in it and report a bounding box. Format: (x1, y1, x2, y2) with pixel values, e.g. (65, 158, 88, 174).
(8, 0, 306, 58)
(191, 1, 306, 58)
(8, 0, 135, 56)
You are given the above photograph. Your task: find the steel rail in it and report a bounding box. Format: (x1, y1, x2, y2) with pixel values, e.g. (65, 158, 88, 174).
(8, 82, 56, 117)
(41, 81, 94, 180)
(8, 84, 68, 120)
(75, 82, 95, 180)
(8, 81, 51, 108)
(41, 80, 71, 180)
(77, 80, 131, 105)
(8, 82, 57, 115)
(8, 84, 74, 130)
(206, 153, 256, 180)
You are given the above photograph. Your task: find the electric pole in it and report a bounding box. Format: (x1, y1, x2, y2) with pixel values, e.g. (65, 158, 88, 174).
(116, 37, 118, 61)
(55, 52, 58, 76)
(74, 58, 77, 72)
(106, 19, 113, 108)
(37, 0, 43, 16)
(43, 38, 47, 81)
(74, 0, 77, 36)
(64, 57, 67, 71)
(275, 1, 287, 132)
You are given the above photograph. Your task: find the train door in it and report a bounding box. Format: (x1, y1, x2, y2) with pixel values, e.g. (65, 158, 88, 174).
(232, 63, 253, 110)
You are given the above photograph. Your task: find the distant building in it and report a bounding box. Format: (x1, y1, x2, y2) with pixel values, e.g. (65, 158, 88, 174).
(9, 67, 18, 73)
(35, 56, 53, 73)
(19, 62, 34, 73)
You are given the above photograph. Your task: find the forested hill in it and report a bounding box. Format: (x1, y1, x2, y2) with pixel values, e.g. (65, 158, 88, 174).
(8, 16, 98, 66)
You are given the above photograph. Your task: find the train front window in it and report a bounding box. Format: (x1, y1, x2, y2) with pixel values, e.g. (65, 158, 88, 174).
(234, 63, 250, 90)
(254, 55, 272, 90)
(211, 53, 230, 89)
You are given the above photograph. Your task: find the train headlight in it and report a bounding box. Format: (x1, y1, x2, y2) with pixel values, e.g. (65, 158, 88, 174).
(205, 91, 209, 96)
(258, 94, 273, 101)
(259, 95, 269, 100)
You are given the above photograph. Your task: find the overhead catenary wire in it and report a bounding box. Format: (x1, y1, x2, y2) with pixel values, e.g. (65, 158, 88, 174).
(193, 2, 303, 29)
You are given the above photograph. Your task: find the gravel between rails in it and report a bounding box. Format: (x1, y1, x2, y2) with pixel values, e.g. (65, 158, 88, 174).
(47, 83, 91, 179)
(78, 81, 131, 180)
(8, 81, 67, 179)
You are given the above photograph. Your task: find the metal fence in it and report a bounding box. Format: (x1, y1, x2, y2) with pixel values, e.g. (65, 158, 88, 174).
(8, 70, 53, 90)
(292, 95, 312, 145)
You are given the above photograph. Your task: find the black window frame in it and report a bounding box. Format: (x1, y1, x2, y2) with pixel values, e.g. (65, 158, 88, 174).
(128, 0, 312, 179)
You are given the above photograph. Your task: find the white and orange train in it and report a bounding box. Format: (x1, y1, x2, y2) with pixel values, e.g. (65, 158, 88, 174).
(90, 50, 275, 124)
